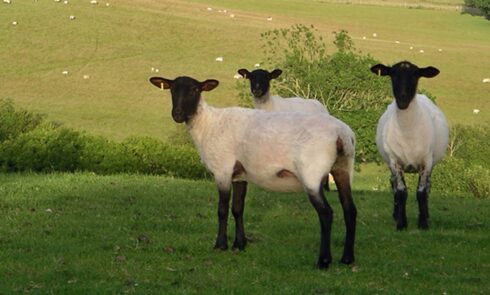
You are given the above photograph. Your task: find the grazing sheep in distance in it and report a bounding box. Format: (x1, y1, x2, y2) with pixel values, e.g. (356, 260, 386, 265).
(149, 75, 357, 269)
(371, 61, 449, 230)
(238, 68, 332, 190)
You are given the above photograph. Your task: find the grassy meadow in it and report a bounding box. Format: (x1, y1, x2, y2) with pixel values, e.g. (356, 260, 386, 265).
(1, 0, 490, 293)
(0, 172, 489, 294)
(1, 0, 489, 141)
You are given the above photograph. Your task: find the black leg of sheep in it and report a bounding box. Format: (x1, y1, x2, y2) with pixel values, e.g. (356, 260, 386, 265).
(232, 181, 248, 250)
(308, 186, 334, 269)
(215, 189, 231, 250)
(332, 169, 357, 265)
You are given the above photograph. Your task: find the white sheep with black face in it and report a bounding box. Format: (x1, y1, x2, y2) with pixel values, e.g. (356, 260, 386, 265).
(237, 68, 333, 190)
(237, 68, 328, 113)
(149, 75, 356, 269)
(371, 61, 449, 231)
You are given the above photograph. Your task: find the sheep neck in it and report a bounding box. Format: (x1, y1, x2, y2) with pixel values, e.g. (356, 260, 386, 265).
(253, 91, 273, 110)
(395, 95, 422, 131)
(185, 99, 213, 143)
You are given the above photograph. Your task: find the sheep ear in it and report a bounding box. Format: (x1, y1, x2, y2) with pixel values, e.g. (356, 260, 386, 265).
(269, 69, 282, 79)
(238, 69, 250, 79)
(370, 64, 391, 76)
(418, 66, 439, 78)
(201, 79, 219, 92)
(150, 77, 172, 90)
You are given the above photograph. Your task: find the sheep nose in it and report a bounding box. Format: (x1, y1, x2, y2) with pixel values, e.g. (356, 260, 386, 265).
(252, 88, 262, 97)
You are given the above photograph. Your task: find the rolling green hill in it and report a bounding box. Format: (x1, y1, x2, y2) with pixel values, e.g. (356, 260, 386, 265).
(1, 0, 489, 141)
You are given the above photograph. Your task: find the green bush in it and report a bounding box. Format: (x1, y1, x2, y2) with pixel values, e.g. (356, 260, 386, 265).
(0, 100, 208, 179)
(78, 135, 133, 174)
(0, 99, 44, 142)
(448, 124, 489, 167)
(0, 123, 84, 172)
(432, 157, 490, 199)
(239, 25, 392, 163)
(121, 137, 208, 179)
(464, 0, 490, 19)
(430, 123, 490, 199)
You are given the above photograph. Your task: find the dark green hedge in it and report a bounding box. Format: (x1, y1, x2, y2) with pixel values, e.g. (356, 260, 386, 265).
(0, 99, 209, 180)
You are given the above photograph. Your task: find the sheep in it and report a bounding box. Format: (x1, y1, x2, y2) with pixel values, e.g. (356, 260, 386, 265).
(149, 75, 357, 269)
(237, 68, 328, 113)
(370, 61, 449, 230)
(237, 68, 332, 190)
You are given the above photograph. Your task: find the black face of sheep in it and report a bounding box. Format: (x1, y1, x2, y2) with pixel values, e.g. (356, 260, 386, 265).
(149, 76, 219, 123)
(370, 61, 439, 110)
(237, 68, 282, 99)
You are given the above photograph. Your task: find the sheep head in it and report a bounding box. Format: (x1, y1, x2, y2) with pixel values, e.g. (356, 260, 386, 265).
(237, 68, 282, 99)
(370, 61, 439, 110)
(149, 76, 219, 123)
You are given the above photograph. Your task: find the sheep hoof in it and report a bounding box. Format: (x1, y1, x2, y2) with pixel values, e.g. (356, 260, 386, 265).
(396, 220, 408, 230)
(214, 237, 228, 250)
(396, 223, 407, 231)
(214, 244, 228, 251)
(418, 218, 429, 230)
(340, 255, 354, 265)
(232, 239, 247, 251)
(316, 258, 331, 270)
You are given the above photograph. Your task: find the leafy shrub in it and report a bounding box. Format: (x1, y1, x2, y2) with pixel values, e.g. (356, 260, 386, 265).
(429, 123, 490, 199)
(464, 0, 490, 19)
(432, 157, 489, 199)
(447, 124, 489, 167)
(121, 137, 208, 179)
(239, 25, 392, 163)
(0, 99, 44, 142)
(0, 100, 208, 179)
(0, 123, 83, 172)
(78, 135, 133, 174)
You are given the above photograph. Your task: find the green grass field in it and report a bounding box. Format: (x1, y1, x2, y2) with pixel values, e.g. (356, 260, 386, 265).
(0, 172, 489, 294)
(1, 0, 489, 141)
(1, 1, 489, 293)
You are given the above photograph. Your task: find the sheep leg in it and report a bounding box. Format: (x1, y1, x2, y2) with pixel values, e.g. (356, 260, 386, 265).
(331, 169, 357, 265)
(416, 170, 431, 230)
(231, 181, 248, 250)
(214, 189, 231, 250)
(308, 186, 333, 269)
(390, 168, 407, 230)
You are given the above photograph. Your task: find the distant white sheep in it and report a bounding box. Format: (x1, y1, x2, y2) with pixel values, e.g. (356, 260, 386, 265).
(149, 75, 357, 269)
(371, 61, 449, 230)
